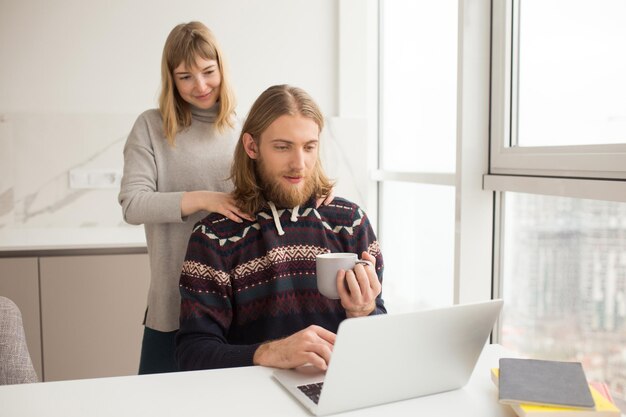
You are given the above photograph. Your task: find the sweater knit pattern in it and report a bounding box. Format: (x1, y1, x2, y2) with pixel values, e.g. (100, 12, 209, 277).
(176, 197, 385, 370)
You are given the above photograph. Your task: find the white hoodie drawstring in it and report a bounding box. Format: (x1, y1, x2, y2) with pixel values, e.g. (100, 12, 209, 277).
(268, 202, 301, 236)
(268, 201, 285, 236)
(290, 205, 300, 222)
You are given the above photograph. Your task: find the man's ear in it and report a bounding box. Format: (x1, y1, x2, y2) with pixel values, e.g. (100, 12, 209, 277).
(242, 133, 259, 159)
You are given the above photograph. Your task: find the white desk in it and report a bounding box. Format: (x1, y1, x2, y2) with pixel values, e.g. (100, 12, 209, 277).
(0, 344, 516, 417)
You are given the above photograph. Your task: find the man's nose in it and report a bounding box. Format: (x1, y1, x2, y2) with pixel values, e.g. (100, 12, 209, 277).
(290, 149, 306, 170)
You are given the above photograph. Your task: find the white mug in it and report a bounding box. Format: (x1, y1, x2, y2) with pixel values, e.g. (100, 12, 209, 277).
(315, 252, 373, 299)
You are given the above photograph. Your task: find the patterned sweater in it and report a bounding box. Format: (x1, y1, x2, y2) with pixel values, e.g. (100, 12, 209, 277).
(176, 197, 386, 370)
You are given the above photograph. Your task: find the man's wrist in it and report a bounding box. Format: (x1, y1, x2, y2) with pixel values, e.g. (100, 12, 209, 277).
(253, 342, 270, 366)
(345, 301, 376, 318)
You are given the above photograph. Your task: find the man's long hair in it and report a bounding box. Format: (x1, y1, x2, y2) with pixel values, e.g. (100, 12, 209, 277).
(159, 21, 236, 145)
(230, 85, 334, 214)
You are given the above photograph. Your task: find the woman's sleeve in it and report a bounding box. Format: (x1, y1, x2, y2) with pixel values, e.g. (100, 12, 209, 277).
(118, 112, 185, 225)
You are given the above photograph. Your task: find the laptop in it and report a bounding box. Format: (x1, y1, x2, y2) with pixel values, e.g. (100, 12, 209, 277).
(273, 299, 503, 416)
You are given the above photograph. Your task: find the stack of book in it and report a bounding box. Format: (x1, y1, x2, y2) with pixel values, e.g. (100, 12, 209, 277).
(491, 358, 620, 417)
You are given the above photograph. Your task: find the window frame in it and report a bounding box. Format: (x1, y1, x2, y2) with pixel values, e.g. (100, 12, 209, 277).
(369, 0, 626, 346)
(487, 0, 626, 347)
(375, 0, 460, 309)
(374, 0, 494, 307)
(489, 0, 626, 182)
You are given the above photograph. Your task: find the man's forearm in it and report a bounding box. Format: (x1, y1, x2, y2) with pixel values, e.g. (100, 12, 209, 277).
(176, 333, 261, 371)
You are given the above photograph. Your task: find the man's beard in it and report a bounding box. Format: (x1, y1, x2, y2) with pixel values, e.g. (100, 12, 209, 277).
(257, 160, 316, 208)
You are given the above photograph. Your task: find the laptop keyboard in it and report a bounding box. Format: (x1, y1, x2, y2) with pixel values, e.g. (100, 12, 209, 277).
(297, 382, 324, 404)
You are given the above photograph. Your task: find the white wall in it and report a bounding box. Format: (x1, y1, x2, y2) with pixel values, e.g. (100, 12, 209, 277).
(0, 0, 338, 115)
(0, 0, 376, 230)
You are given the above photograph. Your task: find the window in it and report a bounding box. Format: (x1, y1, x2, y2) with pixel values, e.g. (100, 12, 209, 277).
(379, 0, 457, 174)
(380, 182, 455, 310)
(488, 0, 626, 402)
(500, 193, 626, 398)
(378, 0, 458, 311)
(490, 0, 626, 179)
(516, 0, 626, 147)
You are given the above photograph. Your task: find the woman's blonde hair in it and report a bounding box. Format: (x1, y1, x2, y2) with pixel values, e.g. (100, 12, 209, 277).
(231, 85, 334, 214)
(159, 21, 236, 145)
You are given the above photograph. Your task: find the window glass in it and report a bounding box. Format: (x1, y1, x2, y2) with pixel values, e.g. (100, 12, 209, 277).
(380, 0, 457, 172)
(380, 182, 455, 312)
(500, 192, 626, 401)
(517, 0, 626, 146)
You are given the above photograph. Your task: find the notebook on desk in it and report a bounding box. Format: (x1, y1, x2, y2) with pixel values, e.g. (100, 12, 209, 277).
(273, 299, 504, 416)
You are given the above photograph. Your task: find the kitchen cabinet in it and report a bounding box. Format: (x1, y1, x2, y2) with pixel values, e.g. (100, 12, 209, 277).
(40, 254, 150, 381)
(0, 253, 149, 382)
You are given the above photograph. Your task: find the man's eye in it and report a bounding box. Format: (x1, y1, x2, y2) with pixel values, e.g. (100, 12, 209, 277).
(275, 146, 288, 151)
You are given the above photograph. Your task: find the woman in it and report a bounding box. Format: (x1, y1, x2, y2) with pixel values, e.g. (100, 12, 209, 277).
(119, 22, 252, 374)
(119, 22, 332, 374)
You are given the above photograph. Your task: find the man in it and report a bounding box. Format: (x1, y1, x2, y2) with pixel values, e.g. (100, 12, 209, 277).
(176, 85, 385, 371)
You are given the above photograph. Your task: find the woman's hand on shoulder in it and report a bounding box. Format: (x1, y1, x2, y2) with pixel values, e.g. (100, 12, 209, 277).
(181, 191, 254, 223)
(315, 187, 335, 208)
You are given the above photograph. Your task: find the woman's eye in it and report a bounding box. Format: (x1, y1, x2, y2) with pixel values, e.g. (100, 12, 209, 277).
(179, 76, 190, 81)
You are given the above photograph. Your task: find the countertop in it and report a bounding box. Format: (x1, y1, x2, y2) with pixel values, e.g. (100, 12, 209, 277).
(0, 226, 147, 256)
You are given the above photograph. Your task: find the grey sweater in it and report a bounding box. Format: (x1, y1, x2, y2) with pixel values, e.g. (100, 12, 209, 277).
(119, 106, 239, 331)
